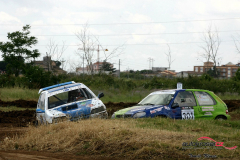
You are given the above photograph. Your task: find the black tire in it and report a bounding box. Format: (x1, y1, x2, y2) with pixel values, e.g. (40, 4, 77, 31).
(215, 115, 227, 120)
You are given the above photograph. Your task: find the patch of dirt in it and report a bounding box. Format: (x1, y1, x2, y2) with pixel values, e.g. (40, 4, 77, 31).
(0, 151, 119, 160)
(105, 102, 137, 116)
(0, 110, 36, 127)
(0, 99, 37, 108)
(223, 100, 240, 112)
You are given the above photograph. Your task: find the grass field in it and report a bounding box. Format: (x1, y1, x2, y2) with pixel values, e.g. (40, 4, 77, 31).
(0, 87, 239, 103)
(1, 118, 239, 159)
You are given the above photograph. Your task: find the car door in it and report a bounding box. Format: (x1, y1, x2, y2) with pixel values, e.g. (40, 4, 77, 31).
(171, 91, 196, 119)
(193, 91, 216, 119)
(65, 88, 92, 119)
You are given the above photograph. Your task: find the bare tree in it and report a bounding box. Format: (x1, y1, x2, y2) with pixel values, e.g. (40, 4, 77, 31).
(45, 38, 67, 72)
(165, 44, 175, 70)
(75, 23, 124, 75)
(232, 33, 240, 54)
(199, 25, 221, 72)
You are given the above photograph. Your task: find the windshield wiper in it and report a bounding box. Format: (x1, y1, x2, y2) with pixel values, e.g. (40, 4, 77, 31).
(143, 103, 155, 105)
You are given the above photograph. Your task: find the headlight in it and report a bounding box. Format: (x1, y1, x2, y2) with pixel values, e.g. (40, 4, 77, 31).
(133, 112, 146, 118)
(111, 113, 115, 119)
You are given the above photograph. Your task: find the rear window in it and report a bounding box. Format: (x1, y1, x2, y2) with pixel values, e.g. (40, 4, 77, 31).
(174, 91, 196, 107)
(194, 91, 216, 106)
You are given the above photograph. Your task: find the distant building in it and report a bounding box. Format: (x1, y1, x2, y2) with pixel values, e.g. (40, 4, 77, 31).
(176, 71, 196, 78)
(76, 61, 114, 75)
(152, 67, 169, 72)
(34, 56, 66, 75)
(193, 62, 240, 79)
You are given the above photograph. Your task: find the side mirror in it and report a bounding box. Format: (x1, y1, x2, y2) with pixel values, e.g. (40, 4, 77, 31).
(172, 103, 179, 109)
(98, 92, 104, 99)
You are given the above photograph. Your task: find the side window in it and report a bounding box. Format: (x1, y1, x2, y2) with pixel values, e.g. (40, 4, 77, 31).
(194, 91, 216, 106)
(82, 88, 93, 99)
(174, 91, 196, 107)
(39, 93, 45, 110)
(68, 88, 87, 102)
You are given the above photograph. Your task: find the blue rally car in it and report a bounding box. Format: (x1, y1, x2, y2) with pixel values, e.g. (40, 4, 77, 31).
(36, 81, 108, 124)
(111, 88, 230, 120)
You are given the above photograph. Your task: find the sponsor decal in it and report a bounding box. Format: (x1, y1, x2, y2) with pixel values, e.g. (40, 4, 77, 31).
(150, 110, 156, 114)
(181, 106, 193, 109)
(164, 106, 170, 110)
(204, 112, 213, 116)
(182, 137, 237, 150)
(79, 102, 87, 106)
(198, 137, 237, 150)
(87, 104, 94, 107)
(181, 109, 194, 119)
(150, 107, 163, 114)
(188, 154, 217, 158)
(202, 106, 214, 111)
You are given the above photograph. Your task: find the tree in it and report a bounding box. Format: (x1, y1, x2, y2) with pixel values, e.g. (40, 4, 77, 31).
(100, 60, 116, 73)
(234, 68, 240, 81)
(45, 38, 67, 72)
(75, 23, 124, 75)
(232, 33, 240, 58)
(0, 61, 7, 71)
(165, 44, 175, 70)
(0, 25, 40, 77)
(206, 66, 220, 78)
(199, 25, 221, 76)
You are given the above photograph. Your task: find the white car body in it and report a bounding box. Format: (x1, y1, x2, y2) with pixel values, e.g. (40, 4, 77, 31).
(36, 81, 107, 124)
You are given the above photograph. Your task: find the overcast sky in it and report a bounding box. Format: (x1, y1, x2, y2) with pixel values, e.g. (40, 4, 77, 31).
(1, 0, 240, 72)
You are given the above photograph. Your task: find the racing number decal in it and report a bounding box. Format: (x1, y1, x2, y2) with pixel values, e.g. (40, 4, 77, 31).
(181, 109, 194, 120)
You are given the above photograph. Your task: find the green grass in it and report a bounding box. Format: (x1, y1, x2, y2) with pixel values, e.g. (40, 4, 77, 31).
(0, 106, 35, 112)
(0, 87, 239, 103)
(217, 93, 240, 100)
(0, 87, 39, 101)
(92, 88, 151, 103)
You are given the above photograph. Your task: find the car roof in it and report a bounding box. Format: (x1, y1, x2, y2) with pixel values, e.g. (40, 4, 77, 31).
(150, 89, 212, 95)
(38, 81, 85, 94)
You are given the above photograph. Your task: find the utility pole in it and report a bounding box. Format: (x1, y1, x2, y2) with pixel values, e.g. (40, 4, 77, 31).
(148, 57, 154, 70)
(83, 55, 84, 76)
(97, 45, 99, 72)
(127, 67, 130, 79)
(119, 59, 121, 78)
(60, 58, 65, 70)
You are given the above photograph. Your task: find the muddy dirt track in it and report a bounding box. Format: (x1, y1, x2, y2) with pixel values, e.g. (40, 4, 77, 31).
(0, 100, 240, 128)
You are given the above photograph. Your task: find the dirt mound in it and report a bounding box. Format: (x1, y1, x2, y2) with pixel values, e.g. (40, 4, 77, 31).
(224, 100, 240, 112)
(0, 99, 37, 108)
(0, 110, 36, 127)
(105, 102, 137, 116)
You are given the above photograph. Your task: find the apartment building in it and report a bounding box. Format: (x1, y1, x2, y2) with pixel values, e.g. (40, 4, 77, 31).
(193, 62, 240, 78)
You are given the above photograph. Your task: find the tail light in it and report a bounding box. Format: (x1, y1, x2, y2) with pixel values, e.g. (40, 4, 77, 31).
(226, 110, 228, 114)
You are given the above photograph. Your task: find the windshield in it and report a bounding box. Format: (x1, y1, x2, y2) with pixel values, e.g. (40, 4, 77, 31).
(139, 94, 174, 105)
(48, 88, 88, 109)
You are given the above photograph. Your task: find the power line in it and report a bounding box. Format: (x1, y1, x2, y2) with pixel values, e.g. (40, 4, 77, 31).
(1, 17, 240, 26)
(34, 40, 235, 47)
(1, 29, 240, 37)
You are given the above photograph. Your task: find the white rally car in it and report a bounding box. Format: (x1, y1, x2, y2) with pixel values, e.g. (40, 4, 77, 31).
(36, 81, 108, 124)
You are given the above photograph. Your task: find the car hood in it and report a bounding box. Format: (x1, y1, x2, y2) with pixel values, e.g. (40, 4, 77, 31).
(115, 105, 166, 115)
